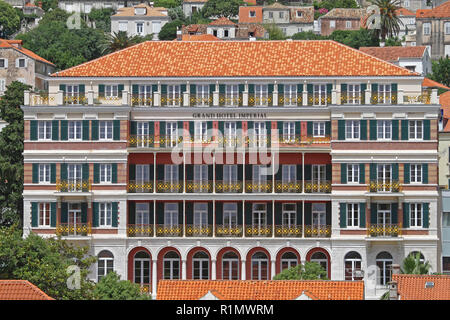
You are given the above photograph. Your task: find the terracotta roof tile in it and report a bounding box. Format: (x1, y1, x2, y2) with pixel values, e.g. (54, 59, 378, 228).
(359, 46, 427, 62)
(209, 17, 236, 26)
(52, 40, 417, 78)
(289, 7, 314, 23)
(239, 6, 263, 23)
(423, 77, 450, 90)
(176, 34, 222, 41)
(157, 280, 365, 300)
(0, 280, 54, 300)
(112, 5, 168, 17)
(396, 7, 415, 16)
(440, 91, 450, 131)
(392, 274, 450, 300)
(0, 39, 55, 66)
(320, 8, 365, 19)
(416, 1, 450, 18)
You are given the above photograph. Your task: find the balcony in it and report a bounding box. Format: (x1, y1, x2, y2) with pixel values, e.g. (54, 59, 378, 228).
(246, 136, 270, 148)
(155, 224, 183, 237)
(185, 181, 213, 193)
(274, 225, 302, 237)
(128, 135, 154, 148)
(217, 136, 245, 148)
(218, 94, 242, 107)
(127, 224, 154, 237)
(131, 94, 153, 107)
(215, 181, 243, 193)
(277, 135, 331, 146)
(128, 181, 153, 193)
(160, 94, 182, 107)
(245, 181, 272, 193)
(155, 181, 183, 193)
(367, 223, 401, 237)
(139, 284, 151, 294)
(403, 93, 430, 104)
(56, 179, 91, 193)
(215, 225, 243, 237)
(274, 181, 302, 193)
(304, 225, 331, 238)
(368, 180, 402, 193)
(278, 94, 302, 106)
(370, 93, 398, 105)
(248, 95, 273, 107)
(190, 95, 213, 107)
(185, 224, 213, 237)
(304, 181, 331, 193)
(56, 223, 91, 236)
(307, 94, 331, 106)
(159, 135, 184, 148)
(245, 226, 272, 237)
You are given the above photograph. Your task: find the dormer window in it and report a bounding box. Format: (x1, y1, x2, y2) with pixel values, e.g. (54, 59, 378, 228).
(135, 7, 146, 15)
(249, 10, 256, 17)
(296, 10, 302, 17)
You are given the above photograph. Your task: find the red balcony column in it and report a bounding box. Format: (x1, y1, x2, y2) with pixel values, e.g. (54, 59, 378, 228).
(155, 121, 160, 147)
(301, 121, 308, 142)
(366, 202, 371, 229)
(212, 121, 218, 142)
(398, 201, 403, 230)
(57, 201, 61, 225)
(88, 201, 93, 228)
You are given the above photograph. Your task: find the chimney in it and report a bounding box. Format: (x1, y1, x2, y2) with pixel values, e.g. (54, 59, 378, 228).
(176, 27, 182, 41)
(391, 264, 400, 275)
(150, 1, 154, 7)
(38, 1, 42, 8)
(388, 281, 398, 300)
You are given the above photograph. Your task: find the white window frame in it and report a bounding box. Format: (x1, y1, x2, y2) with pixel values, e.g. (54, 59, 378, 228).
(347, 84, 361, 104)
(196, 84, 210, 106)
(99, 121, 113, 140)
(330, 20, 336, 28)
(0, 79, 5, 93)
(253, 121, 267, 148)
(313, 121, 325, 137)
(223, 203, 237, 228)
(410, 203, 423, 228)
(282, 203, 296, 228)
(99, 164, 112, 183)
(377, 120, 392, 140)
(313, 84, 327, 106)
(136, 22, 144, 35)
(105, 85, 119, 98)
(225, 84, 239, 106)
(39, 202, 51, 227)
(254, 84, 268, 106)
(166, 121, 178, 147)
(445, 22, 450, 35)
(68, 120, 82, 141)
(193, 203, 208, 229)
(345, 120, 360, 140)
(39, 164, 51, 184)
(346, 21, 352, 28)
(409, 120, 423, 140)
(347, 164, 360, 184)
(99, 202, 113, 227)
(283, 121, 295, 142)
(164, 203, 179, 227)
(194, 121, 208, 142)
(0, 59, 7, 69)
(347, 203, 359, 228)
(38, 120, 52, 140)
(224, 121, 237, 147)
(423, 22, 431, 35)
(410, 164, 422, 184)
(167, 85, 180, 106)
(284, 84, 297, 106)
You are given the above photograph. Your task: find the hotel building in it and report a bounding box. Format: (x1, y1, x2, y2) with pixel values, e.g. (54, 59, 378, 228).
(22, 40, 440, 299)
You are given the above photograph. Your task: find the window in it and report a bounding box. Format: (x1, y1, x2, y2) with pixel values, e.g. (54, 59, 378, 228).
(224, 29, 229, 38)
(312, 203, 326, 231)
(163, 251, 180, 280)
(134, 251, 150, 286)
(344, 251, 363, 281)
(68, 121, 82, 140)
(192, 251, 209, 280)
(282, 203, 296, 228)
(313, 122, 325, 137)
(39, 164, 51, 183)
(376, 252, 393, 286)
(152, 21, 161, 34)
(254, 84, 268, 106)
(377, 164, 392, 190)
(296, 10, 302, 17)
(279, 11, 284, 19)
(118, 21, 127, 32)
(192, 6, 197, 13)
(282, 165, 296, 190)
(196, 84, 210, 106)
(97, 250, 114, 282)
(38, 121, 52, 140)
(253, 122, 267, 147)
(297, 27, 303, 33)
(0, 59, 7, 68)
(84, 3, 92, 13)
(313, 84, 327, 106)
(281, 252, 298, 271)
(223, 165, 238, 185)
(223, 203, 237, 228)
(251, 252, 269, 280)
(423, 22, 431, 35)
(347, 84, 361, 104)
(268, 12, 273, 19)
(410, 164, 422, 183)
(283, 121, 295, 142)
(222, 251, 239, 280)
(164, 203, 179, 227)
(443, 257, 450, 274)
(100, 164, 112, 183)
(193, 165, 208, 192)
(347, 203, 359, 228)
(225, 84, 239, 105)
(346, 21, 352, 29)
(39, 203, 50, 227)
(410, 203, 423, 227)
(330, 20, 335, 28)
(283, 84, 297, 106)
(0, 79, 5, 93)
(409, 120, 423, 140)
(136, 85, 152, 106)
(136, 164, 150, 189)
(136, 22, 144, 35)
(252, 165, 268, 190)
(312, 165, 326, 184)
(164, 165, 179, 192)
(378, 84, 392, 104)
(165, 121, 178, 147)
(224, 122, 237, 147)
(99, 202, 112, 227)
(249, 10, 256, 17)
(403, 0, 410, 7)
(444, 22, 450, 35)
(347, 164, 360, 183)
(99, 121, 113, 140)
(17, 58, 26, 68)
(252, 203, 267, 232)
(194, 121, 208, 142)
(310, 251, 328, 277)
(167, 85, 181, 106)
(377, 120, 392, 140)
(444, 212, 450, 227)
(135, 203, 150, 227)
(105, 85, 119, 98)
(345, 120, 360, 140)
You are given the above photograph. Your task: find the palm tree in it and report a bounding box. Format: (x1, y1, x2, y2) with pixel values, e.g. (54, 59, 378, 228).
(100, 31, 150, 55)
(369, 0, 404, 42)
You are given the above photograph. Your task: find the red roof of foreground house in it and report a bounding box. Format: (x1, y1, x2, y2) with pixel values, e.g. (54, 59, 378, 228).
(0, 39, 55, 66)
(0, 280, 54, 300)
(393, 274, 450, 300)
(239, 6, 263, 23)
(176, 34, 222, 41)
(52, 40, 418, 78)
(416, 1, 450, 18)
(359, 46, 427, 62)
(157, 280, 365, 300)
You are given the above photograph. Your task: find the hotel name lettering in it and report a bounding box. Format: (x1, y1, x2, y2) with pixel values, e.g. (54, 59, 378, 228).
(193, 113, 267, 119)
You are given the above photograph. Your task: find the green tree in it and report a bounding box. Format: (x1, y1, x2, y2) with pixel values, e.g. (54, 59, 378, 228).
(158, 19, 184, 40)
(0, 226, 97, 300)
(385, 36, 402, 46)
(273, 262, 328, 280)
(100, 31, 145, 55)
(88, 8, 115, 32)
(329, 28, 379, 49)
(291, 31, 327, 40)
(39, 0, 59, 12)
(314, 0, 358, 10)
(400, 252, 431, 275)
(428, 57, 450, 87)
(0, 0, 21, 39)
(93, 271, 151, 300)
(263, 22, 285, 40)
(202, 0, 245, 18)
(0, 81, 30, 227)
(369, 0, 403, 41)
(153, 0, 183, 8)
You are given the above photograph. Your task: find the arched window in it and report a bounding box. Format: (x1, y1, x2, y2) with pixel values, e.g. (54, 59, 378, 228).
(376, 251, 393, 286)
(222, 252, 239, 280)
(163, 251, 180, 280)
(280, 252, 298, 271)
(98, 250, 114, 282)
(192, 251, 209, 280)
(134, 251, 151, 286)
(310, 251, 328, 277)
(344, 251, 362, 281)
(251, 252, 269, 280)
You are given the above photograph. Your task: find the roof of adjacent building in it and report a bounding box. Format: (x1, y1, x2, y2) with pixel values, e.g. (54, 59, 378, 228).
(263, 2, 289, 9)
(289, 6, 314, 23)
(0, 39, 55, 66)
(176, 34, 222, 41)
(209, 17, 236, 26)
(157, 280, 365, 300)
(440, 91, 450, 132)
(319, 8, 365, 19)
(416, 1, 450, 18)
(396, 7, 415, 16)
(52, 40, 418, 78)
(112, 4, 168, 17)
(0, 280, 54, 300)
(393, 274, 450, 300)
(359, 46, 427, 62)
(422, 77, 450, 90)
(239, 6, 263, 23)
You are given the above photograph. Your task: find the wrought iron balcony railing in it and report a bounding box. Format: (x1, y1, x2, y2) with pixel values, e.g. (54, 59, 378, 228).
(275, 225, 302, 237)
(185, 181, 213, 193)
(127, 224, 154, 237)
(131, 94, 153, 107)
(367, 223, 401, 237)
(304, 180, 331, 193)
(370, 93, 398, 105)
(63, 95, 88, 105)
(307, 94, 331, 106)
(248, 94, 273, 107)
(278, 94, 302, 106)
(190, 95, 213, 107)
(56, 179, 91, 192)
(185, 224, 213, 237)
(160, 94, 182, 107)
(139, 283, 151, 294)
(215, 181, 243, 193)
(246, 136, 270, 147)
(159, 135, 184, 147)
(368, 180, 402, 193)
(245, 225, 272, 237)
(128, 135, 155, 148)
(56, 223, 91, 236)
(155, 224, 183, 237)
(216, 136, 245, 148)
(277, 135, 331, 145)
(156, 180, 183, 193)
(304, 225, 331, 238)
(274, 181, 302, 193)
(403, 94, 430, 104)
(245, 181, 273, 193)
(215, 225, 243, 237)
(340, 93, 363, 105)
(218, 94, 243, 106)
(128, 181, 153, 193)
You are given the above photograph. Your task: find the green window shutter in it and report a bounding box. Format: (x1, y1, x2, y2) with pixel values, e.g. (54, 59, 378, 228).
(61, 163, 67, 180)
(307, 121, 313, 137)
(422, 164, 428, 184)
(130, 121, 137, 136)
(51, 163, 56, 183)
(152, 84, 157, 93)
(307, 84, 313, 94)
(423, 203, 429, 228)
(326, 83, 332, 103)
(61, 202, 68, 223)
(401, 120, 409, 140)
(359, 163, 365, 184)
(32, 163, 39, 183)
(325, 121, 331, 137)
(219, 84, 225, 94)
(81, 203, 87, 223)
(297, 84, 303, 94)
(59, 84, 66, 93)
(93, 202, 99, 227)
(129, 164, 136, 181)
(189, 84, 196, 94)
(371, 83, 378, 104)
(424, 120, 430, 140)
(338, 120, 345, 140)
(181, 84, 187, 93)
(189, 121, 194, 138)
(82, 163, 89, 181)
(112, 202, 118, 227)
(50, 202, 56, 227)
(391, 83, 398, 104)
(79, 84, 85, 95)
(113, 120, 120, 140)
(404, 163, 410, 184)
(370, 203, 377, 224)
(359, 203, 366, 228)
(238, 84, 244, 93)
(360, 120, 367, 140)
(392, 163, 399, 180)
(370, 163, 377, 181)
(52, 120, 59, 141)
(370, 120, 377, 140)
(112, 163, 117, 183)
(392, 120, 399, 140)
(278, 84, 284, 94)
(60, 120, 68, 141)
(94, 163, 100, 183)
(30, 120, 38, 140)
(118, 84, 124, 97)
(98, 84, 105, 97)
(31, 202, 38, 227)
(340, 203, 347, 228)
(391, 203, 398, 224)
(161, 84, 167, 94)
(82, 120, 89, 141)
(248, 84, 255, 94)
(403, 203, 410, 228)
(360, 83, 367, 104)
(341, 84, 348, 104)
(132, 84, 139, 95)
(208, 84, 214, 94)
(295, 122, 301, 136)
(341, 163, 347, 184)
(91, 120, 99, 141)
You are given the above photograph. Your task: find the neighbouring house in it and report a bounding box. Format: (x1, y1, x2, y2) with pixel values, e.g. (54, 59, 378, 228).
(111, 4, 170, 40)
(389, 274, 450, 299)
(175, 34, 221, 41)
(182, 0, 208, 18)
(396, 7, 416, 39)
(157, 280, 365, 300)
(238, 6, 263, 24)
(319, 8, 365, 36)
(58, 0, 146, 14)
(0, 38, 55, 95)
(357, 0, 446, 12)
(206, 17, 238, 39)
(0, 119, 7, 132)
(261, 3, 314, 36)
(359, 46, 432, 76)
(0, 280, 54, 300)
(416, 1, 450, 59)
(23, 1, 44, 17)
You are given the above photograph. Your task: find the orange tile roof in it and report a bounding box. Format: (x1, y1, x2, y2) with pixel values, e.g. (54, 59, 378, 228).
(209, 17, 236, 26)
(112, 5, 168, 17)
(359, 46, 427, 62)
(239, 6, 263, 23)
(0, 39, 55, 66)
(52, 40, 418, 78)
(0, 280, 54, 300)
(396, 7, 415, 16)
(392, 274, 450, 300)
(422, 77, 450, 90)
(440, 91, 450, 131)
(416, 1, 450, 18)
(320, 8, 365, 19)
(157, 280, 365, 300)
(177, 34, 222, 41)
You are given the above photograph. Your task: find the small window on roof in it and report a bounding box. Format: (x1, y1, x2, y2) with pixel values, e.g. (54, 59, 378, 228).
(249, 10, 256, 17)
(135, 7, 146, 15)
(297, 10, 302, 17)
